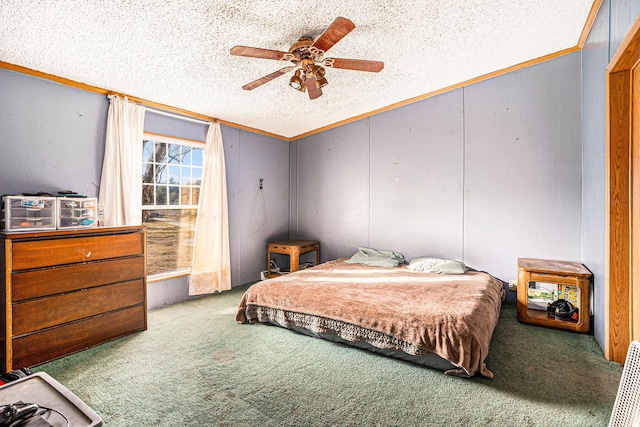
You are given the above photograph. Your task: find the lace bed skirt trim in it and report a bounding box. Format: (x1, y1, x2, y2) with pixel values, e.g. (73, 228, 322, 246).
(246, 305, 431, 357)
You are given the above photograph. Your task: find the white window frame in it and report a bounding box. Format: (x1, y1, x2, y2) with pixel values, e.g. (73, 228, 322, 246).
(142, 132, 204, 280)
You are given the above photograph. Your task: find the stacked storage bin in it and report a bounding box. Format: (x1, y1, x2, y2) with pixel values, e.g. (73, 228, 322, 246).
(1, 196, 57, 231)
(56, 197, 98, 229)
(1, 196, 98, 231)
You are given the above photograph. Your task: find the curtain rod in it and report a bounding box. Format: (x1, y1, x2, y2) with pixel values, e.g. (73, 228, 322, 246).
(145, 106, 212, 125)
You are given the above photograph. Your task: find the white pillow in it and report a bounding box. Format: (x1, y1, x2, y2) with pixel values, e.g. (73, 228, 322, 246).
(407, 257, 466, 274)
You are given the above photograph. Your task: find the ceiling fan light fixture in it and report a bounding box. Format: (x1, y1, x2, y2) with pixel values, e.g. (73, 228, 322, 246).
(316, 76, 328, 88)
(311, 65, 326, 79)
(289, 76, 303, 90)
(289, 69, 305, 91)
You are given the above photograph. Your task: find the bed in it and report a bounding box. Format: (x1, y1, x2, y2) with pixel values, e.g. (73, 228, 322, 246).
(236, 257, 505, 378)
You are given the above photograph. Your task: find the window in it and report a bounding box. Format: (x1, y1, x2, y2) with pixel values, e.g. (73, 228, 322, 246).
(142, 134, 203, 276)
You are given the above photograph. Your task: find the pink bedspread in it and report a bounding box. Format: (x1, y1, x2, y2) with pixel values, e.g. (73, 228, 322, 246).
(237, 259, 505, 378)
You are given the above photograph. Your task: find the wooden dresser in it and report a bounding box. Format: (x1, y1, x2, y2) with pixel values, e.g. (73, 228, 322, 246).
(0, 226, 147, 371)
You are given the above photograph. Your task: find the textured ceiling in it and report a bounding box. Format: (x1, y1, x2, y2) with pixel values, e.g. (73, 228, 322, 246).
(0, 1, 594, 139)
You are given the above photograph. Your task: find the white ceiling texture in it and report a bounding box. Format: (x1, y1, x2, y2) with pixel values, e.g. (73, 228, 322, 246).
(0, 1, 595, 139)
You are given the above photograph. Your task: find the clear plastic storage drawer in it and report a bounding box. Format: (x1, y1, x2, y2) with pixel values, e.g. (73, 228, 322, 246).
(1, 196, 57, 231)
(57, 197, 98, 229)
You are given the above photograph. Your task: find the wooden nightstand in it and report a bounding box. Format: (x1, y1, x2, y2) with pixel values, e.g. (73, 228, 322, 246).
(267, 240, 320, 278)
(516, 258, 591, 333)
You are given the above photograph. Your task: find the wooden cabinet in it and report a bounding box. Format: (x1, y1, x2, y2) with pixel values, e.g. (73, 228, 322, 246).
(1, 226, 147, 371)
(516, 258, 591, 333)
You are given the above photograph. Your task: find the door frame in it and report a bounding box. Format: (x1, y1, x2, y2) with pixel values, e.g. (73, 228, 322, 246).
(606, 16, 640, 363)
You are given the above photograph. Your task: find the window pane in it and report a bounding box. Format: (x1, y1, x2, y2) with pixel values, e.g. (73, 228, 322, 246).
(156, 164, 167, 184)
(182, 146, 192, 164)
(142, 185, 154, 205)
(142, 163, 154, 184)
(181, 186, 191, 205)
(192, 167, 202, 185)
(156, 186, 167, 205)
(169, 186, 180, 205)
(154, 142, 167, 163)
(192, 187, 200, 205)
(192, 148, 203, 167)
(168, 165, 180, 185)
(143, 140, 154, 163)
(143, 209, 197, 275)
(181, 166, 191, 185)
(168, 144, 181, 164)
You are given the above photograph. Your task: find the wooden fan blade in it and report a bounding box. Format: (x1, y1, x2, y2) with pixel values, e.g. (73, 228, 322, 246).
(242, 67, 295, 90)
(323, 57, 384, 72)
(311, 17, 355, 54)
(305, 78, 322, 100)
(230, 45, 290, 61)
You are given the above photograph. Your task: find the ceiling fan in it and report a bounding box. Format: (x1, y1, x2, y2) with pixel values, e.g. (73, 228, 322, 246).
(230, 17, 384, 100)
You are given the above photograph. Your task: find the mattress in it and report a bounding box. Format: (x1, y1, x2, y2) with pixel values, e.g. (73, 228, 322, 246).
(236, 259, 505, 378)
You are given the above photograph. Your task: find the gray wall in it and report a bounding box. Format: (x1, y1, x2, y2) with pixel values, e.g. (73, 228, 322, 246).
(0, 69, 290, 309)
(370, 91, 464, 262)
(463, 54, 583, 284)
(582, 0, 640, 349)
(226, 128, 290, 285)
(291, 51, 584, 303)
(290, 119, 371, 260)
(0, 69, 107, 197)
(289, 93, 465, 262)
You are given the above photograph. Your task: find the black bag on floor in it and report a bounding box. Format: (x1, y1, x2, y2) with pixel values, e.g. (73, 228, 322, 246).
(0, 367, 33, 386)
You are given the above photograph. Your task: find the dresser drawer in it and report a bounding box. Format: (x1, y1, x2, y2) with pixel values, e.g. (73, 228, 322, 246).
(11, 232, 144, 270)
(12, 280, 145, 336)
(11, 305, 146, 369)
(12, 256, 145, 301)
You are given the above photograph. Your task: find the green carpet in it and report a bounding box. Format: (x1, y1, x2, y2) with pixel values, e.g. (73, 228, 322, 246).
(36, 284, 622, 426)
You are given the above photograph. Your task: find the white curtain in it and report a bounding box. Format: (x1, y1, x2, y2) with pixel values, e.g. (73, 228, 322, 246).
(99, 95, 145, 226)
(189, 122, 231, 295)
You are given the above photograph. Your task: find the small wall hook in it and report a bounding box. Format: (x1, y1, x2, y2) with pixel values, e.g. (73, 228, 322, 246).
(259, 178, 264, 190)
